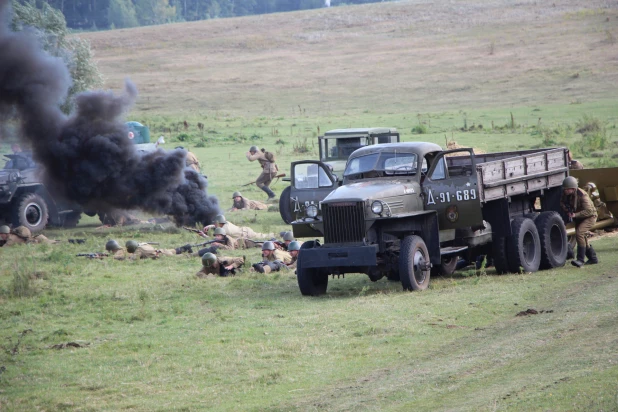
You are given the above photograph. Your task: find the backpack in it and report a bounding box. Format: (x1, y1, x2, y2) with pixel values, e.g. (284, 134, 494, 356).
(263, 150, 276, 163)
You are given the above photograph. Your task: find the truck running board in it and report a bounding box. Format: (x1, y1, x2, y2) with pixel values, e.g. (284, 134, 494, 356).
(440, 246, 468, 257)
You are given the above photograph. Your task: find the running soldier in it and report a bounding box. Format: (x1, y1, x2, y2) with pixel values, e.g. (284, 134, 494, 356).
(246, 146, 277, 200)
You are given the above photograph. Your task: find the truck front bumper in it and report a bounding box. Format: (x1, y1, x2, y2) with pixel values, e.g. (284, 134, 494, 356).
(300, 244, 378, 269)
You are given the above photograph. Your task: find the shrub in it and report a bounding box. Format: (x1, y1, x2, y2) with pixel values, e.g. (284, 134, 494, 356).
(411, 124, 428, 134)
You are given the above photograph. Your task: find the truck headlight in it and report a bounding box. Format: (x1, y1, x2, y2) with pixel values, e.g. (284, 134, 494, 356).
(306, 204, 318, 218)
(371, 200, 383, 214)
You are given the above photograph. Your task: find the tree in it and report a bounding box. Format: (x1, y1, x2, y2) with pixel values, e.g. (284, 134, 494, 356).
(134, 0, 176, 26)
(10, 1, 104, 112)
(108, 0, 139, 28)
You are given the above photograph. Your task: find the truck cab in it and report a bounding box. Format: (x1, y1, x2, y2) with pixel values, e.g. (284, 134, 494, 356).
(279, 127, 400, 224)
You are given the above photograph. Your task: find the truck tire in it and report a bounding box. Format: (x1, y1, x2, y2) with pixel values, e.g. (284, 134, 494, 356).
(507, 217, 541, 273)
(297, 240, 328, 296)
(399, 235, 431, 291)
(535, 211, 567, 269)
(62, 211, 82, 228)
(12, 193, 49, 233)
(492, 236, 510, 274)
(279, 186, 293, 224)
(431, 255, 458, 276)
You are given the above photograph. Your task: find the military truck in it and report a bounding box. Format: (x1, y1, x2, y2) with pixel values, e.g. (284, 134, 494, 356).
(293, 142, 570, 296)
(279, 127, 400, 223)
(0, 152, 82, 232)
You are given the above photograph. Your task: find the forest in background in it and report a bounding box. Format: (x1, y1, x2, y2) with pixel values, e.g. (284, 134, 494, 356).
(20, 0, 383, 30)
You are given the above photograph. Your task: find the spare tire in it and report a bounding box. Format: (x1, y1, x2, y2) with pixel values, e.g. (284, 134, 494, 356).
(279, 186, 293, 224)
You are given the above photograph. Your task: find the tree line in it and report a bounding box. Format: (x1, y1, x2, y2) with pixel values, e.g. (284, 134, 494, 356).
(19, 0, 385, 30)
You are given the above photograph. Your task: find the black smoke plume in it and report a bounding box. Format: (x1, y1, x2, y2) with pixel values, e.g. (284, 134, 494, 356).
(0, 0, 219, 226)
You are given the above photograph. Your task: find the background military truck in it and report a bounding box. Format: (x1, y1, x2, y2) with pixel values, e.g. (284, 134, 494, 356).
(279, 127, 400, 223)
(293, 142, 570, 296)
(0, 152, 82, 232)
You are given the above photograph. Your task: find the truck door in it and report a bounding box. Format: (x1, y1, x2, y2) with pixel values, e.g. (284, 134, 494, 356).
(290, 160, 338, 222)
(422, 149, 484, 230)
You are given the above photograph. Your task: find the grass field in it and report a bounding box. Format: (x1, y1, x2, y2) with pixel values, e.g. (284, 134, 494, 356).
(1, 0, 618, 410)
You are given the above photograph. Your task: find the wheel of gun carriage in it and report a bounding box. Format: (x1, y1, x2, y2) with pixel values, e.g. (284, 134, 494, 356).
(296, 240, 329, 296)
(279, 186, 293, 224)
(399, 235, 431, 291)
(506, 217, 541, 273)
(11, 193, 49, 233)
(534, 211, 568, 269)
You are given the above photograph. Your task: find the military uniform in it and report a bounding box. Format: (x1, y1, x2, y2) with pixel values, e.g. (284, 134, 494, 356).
(230, 196, 268, 211)
(221, 222, 275, 240)
(196, 256, 244, 278)
(286, 255, 298, 269)
(266, 249, 292, 265)
(186, 151, 201, 173)
(130, 244, 180, 259)
(195, 236, 237, 257)
(111, 248, 129, 260)
(255, 249, 292, 274)
(247, 150, 277, 198)
(1, 226, 54, 246)
(561, 188, 597, 249)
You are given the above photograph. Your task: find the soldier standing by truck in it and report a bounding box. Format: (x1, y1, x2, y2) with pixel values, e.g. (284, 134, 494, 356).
(246, 146, 277, 201)
(560, 176, 598, 267)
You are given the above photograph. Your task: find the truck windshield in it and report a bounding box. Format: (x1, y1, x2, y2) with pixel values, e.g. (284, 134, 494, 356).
(323, 137, 369, 161)
(344, 152, 418, 179)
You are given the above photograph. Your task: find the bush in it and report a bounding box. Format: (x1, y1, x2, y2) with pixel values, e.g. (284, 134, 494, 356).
(293, 136, 310, 154)
(411, 125, 428, 134)
(176, 133, 191, 142)
(576, 114, 604, 136)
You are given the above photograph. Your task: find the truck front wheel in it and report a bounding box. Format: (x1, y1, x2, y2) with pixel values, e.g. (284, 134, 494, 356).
(279, 186, 293, 224)
(297, 240, 328, 296)
(507, 217, 541, 273)
(12, 193, 49, 233)
(399, 235, 431, 291)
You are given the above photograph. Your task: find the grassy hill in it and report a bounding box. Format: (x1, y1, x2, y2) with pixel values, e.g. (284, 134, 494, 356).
(0, 1, 617, 410)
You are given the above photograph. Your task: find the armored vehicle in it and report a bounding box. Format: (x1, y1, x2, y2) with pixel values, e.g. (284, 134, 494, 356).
(0, 152, 81, 232)
(280, 127, 400, 223)
(293, 142, 570, 296)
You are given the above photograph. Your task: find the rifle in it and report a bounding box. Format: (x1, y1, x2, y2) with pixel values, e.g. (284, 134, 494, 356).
(68, 238, 87, 244)
(183, 226, 203, 235)
(191, 240, 220, 247)
(242, 173, 286, 187)
(76, 253, 109, 259)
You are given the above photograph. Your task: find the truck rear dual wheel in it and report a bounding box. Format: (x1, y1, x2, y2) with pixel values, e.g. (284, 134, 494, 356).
(535, 211, 568, 269)
(507, 217, 541, 273)
(296, 240, 329, 296)
(431, 255, 458, 277)
(399, 235, 431, 291)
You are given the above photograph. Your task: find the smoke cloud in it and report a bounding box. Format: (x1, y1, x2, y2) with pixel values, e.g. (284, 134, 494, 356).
(0, 0, 219, 226)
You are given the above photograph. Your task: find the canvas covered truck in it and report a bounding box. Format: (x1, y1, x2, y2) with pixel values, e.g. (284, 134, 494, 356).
(279, 128, 400, 223)
(293, 142, 571, 296)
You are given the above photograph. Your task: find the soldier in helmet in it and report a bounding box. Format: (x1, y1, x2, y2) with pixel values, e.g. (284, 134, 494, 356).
(246, 146, 278, 201)
(252, 241, 293, 273)
(201, 214, 275, 240)
(125, 240, 193, 259)
(196, 253, 245, 278)
(229, 191, 268, 212)
(279, 231, 302, 251)
(0, 226, 54, 246)
(583, 182, 613, 221)
(561, 176, 598, 267)
(194, 227, 237, 257)
(286, 241, 301, 269)
(105, 239, 128, 260)
(0, 225, 10, 247)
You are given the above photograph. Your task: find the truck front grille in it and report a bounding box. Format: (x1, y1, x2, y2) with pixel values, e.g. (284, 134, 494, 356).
(323, 202, 365, 244)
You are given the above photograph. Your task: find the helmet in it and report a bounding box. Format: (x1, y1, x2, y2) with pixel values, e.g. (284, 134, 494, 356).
(105, 239, 120, 252)
(249, 145, 258, 153)
(562, 176, 578, 189)
(262, 241, 275, 251)
(13, 226, 31, 238)
(288, 241, 301, 251)
(126, 240, 139, 253)
(282, 231, 294, 241)
(175, 146, 184, 150)
(202, 253, 217, 267)
(214, 214, 227, 224)
(0, 225, 10, 234)
(232, 191, 242, 198)
(214, 227, 226, 236)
